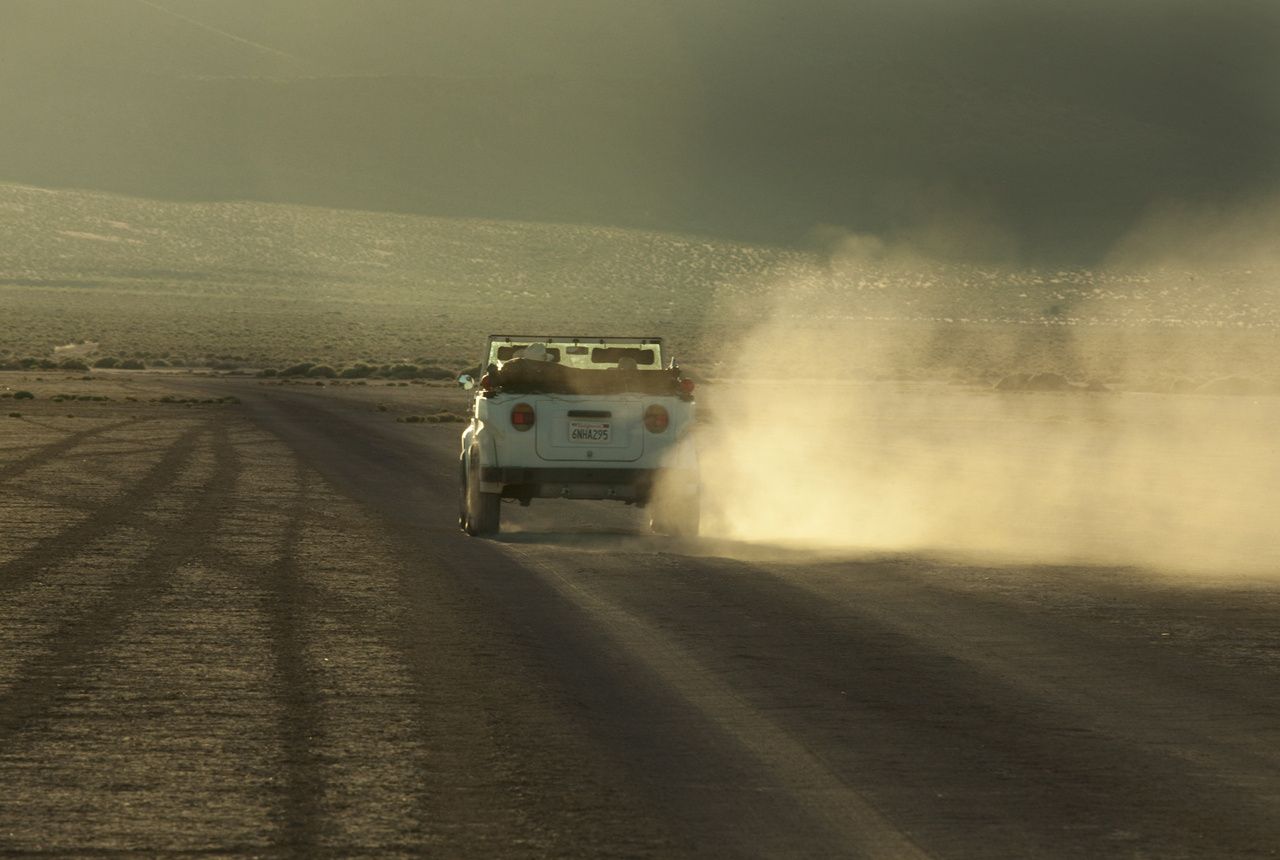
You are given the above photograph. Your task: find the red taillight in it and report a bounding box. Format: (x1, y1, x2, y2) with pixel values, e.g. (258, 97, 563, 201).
(678, 378, 696, 395)
(510, 402, 535, 430)
(644, 404, 669, 433)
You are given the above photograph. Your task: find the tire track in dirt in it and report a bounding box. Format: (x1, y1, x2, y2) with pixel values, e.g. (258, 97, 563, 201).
(223, 388, 676, 854)
(260, 462, 328, 855)
(201, 426, 431, 854)
(0, 422, 206, 598)
(0, 424, 237, 742)
(222, 457, 523, 853)
(0, 419, 139, 484)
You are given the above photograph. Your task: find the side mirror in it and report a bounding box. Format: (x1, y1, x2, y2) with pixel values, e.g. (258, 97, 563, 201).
(457, 373, 476, 390)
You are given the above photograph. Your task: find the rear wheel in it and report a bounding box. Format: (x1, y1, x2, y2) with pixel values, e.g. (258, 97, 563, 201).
(463, 450, 501, 536)
(457, 457, 469, 531)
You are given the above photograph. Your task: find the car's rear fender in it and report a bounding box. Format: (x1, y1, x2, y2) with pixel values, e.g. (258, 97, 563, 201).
(461, 412, 504, 493)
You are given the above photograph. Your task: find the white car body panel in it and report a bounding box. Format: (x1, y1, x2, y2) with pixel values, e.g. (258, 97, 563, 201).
(458, 336, 699, 520)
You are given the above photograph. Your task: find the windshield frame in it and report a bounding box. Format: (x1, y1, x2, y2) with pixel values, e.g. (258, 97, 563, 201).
(484, 335, 665, 371)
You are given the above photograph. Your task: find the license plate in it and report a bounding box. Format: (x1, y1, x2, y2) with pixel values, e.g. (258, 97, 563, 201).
(569, 421, 610, 443)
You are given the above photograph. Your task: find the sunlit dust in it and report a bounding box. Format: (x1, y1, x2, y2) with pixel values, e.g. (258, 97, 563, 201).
(698, 207, 1280, 575)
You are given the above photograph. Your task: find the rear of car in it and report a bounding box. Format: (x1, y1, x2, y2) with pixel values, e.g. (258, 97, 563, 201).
(458, 336, 699, 536)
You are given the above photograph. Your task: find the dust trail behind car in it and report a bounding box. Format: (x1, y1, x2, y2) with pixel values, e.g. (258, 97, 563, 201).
(700, 371, 1280, 574)
(696, 247, 1280, 577)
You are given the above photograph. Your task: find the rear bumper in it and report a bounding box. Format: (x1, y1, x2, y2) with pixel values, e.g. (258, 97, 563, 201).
(481, 465, 654, 485)
(480, 466, 695, 502)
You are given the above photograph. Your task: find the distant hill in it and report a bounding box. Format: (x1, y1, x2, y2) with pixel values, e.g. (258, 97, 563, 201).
(0, 183, 804, 368)
(3, 183, 1277, 387)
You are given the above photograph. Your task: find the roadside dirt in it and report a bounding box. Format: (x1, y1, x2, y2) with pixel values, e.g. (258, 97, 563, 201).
(1, 372, 1278, 858)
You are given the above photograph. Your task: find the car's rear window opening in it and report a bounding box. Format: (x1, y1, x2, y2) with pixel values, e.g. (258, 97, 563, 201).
(496, 345, 563, 362)
(590, 347, 656, 366)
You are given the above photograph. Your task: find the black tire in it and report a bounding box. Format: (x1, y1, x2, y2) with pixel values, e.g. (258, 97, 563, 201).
(463, 449, 501, 536)
(457, 456, 470, 531)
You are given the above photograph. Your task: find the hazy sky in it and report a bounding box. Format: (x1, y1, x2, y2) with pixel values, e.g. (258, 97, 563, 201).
(2, 0, 1277, 261)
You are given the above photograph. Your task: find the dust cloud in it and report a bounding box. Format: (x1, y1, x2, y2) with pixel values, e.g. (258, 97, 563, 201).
(696, 206, 1280, 575)
(1104, 196, 1280, 272)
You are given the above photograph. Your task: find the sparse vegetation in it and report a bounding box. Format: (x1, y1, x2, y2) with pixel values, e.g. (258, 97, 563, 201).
(0, 357, 56, 370)
(88, 355, 147, 371)
(253, 360, 464, 381)
(154, 395, 240, 406)
(396, 411, 467, 424)
(13, 391, 34, 400)
(386, 363, 422, 379)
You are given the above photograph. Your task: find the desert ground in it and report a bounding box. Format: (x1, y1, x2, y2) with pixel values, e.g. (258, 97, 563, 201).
(1, 369, 1278, 858)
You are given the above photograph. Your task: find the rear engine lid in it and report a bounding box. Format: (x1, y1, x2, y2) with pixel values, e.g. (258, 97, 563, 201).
(534, 399, 645, 462)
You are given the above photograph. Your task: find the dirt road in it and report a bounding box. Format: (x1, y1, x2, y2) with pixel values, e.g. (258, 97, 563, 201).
(2, 376, 1278, 857)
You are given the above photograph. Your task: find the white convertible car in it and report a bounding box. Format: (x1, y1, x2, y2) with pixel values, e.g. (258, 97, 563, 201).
(457, 335, 700, 537)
